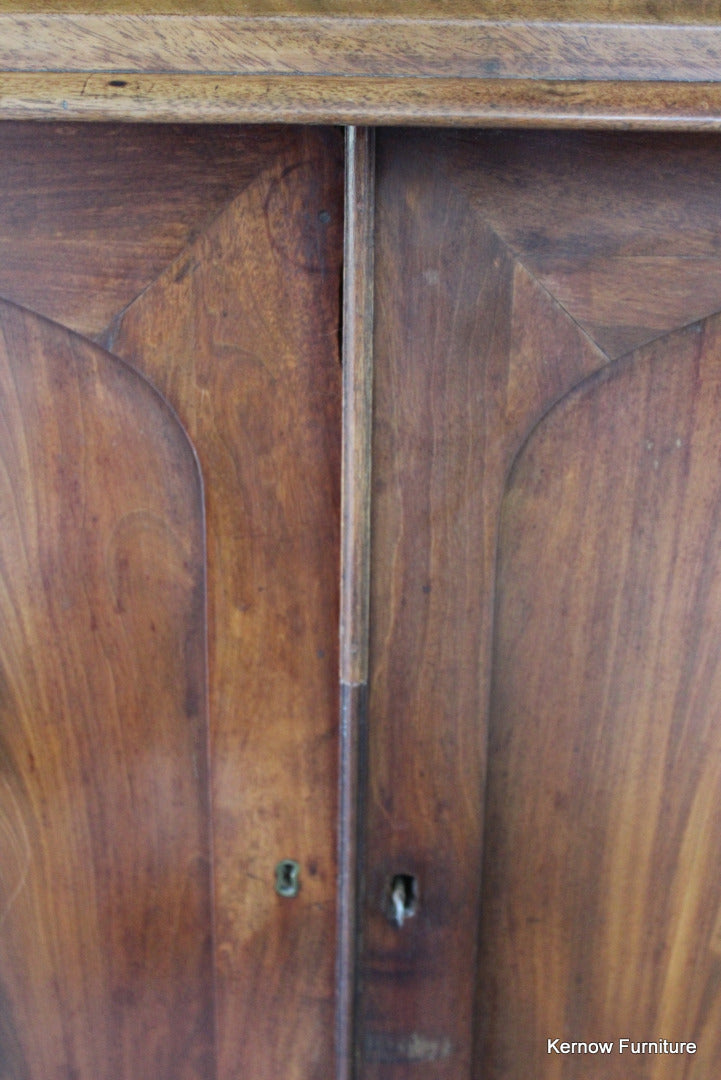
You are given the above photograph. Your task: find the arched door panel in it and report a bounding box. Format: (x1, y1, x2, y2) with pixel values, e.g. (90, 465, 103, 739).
(480, 313, 721, 1077)
(0, 299, 211, 1079)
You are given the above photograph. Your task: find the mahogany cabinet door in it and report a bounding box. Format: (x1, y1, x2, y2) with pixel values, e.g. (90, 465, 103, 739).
(361, 129, 721, 1079)
(0, 124, 343, 1080)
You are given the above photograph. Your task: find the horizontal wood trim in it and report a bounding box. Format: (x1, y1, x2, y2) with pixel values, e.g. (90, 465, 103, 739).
(4, 15, 721, 82)
(5, 2, 721, 20)
(4, 2, 721, 20)
(5, 74, 721, 128)
(3, 12, 721, 124)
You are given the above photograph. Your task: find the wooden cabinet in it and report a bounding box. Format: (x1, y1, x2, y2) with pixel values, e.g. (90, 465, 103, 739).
(364, 128, 721, 1080)
(0, 123, 343, 1080)
(4, 8, 721, 1080)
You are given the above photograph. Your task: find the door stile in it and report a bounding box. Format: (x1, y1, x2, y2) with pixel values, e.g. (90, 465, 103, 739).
(337, 125, 376, 1080)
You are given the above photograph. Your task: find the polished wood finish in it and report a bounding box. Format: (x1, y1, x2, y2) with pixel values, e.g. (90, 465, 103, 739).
(360, 132, 608, 1079)
(481, 314, 721, 1077)
(7, 14, 721, 80)
(106, 126, 343, 1080)
(9, 74, 721, 128)
(340, 125, 375, 690)
(0, 123, 288, 339)
(4, 55, 721, 1080)
(444, 130, 721, 359)
(2, 1, 720, 16)
(4, 5, 721, 126)
(10, 74, 721, 129)
(0, 298, 211, 1078)
(359, 127, 721, 1078)
(338, 126, 375, 1080)
(0, 122, 342, 1078)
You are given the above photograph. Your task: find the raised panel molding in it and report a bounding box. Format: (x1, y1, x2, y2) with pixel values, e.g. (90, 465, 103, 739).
(484, 312, 721, 1076)
(0, 298, 210, 1079)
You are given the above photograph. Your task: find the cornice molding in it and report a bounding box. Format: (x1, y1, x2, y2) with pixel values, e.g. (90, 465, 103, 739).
(3, 12, 721, 124)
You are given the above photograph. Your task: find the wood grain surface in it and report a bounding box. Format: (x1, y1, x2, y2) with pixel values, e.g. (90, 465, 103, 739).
(340, 125, 375, 689)
(4, 6, 721, 126)
(6, 14, 721, 81)
(359, 131, 608, 1080)
(106, 126, 343, 1080)
(9, 75, 721, 129)
(0, 124, 290, 339)
(337, 125, 375, 1080)
(443, 130, 721, 359)
(361, 128, 721, 1079)
(1, 1, 719, 18)
(0, 299, 211, 1079)
(479, 311, 721, 1078)
(7, 114, 721, 1079)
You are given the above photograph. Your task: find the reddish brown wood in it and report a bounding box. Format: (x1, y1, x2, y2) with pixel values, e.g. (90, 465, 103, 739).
(107, 126, 343, 1080)
(360, 128, 721, 1080)
(0, 299, 211, 1078)
(359, 132, 607, 1079)
(0, 123, 291, 339)
(0, 119, 343, 1079)
(441, 129, 721, 358)
(480, 312, 721, 1077)
(8, 115, 721, 1080)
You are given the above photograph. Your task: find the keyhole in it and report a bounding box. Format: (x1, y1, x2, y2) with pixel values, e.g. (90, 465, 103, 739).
(387, 873, 418, 927)
(275, 859, 300, 898)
